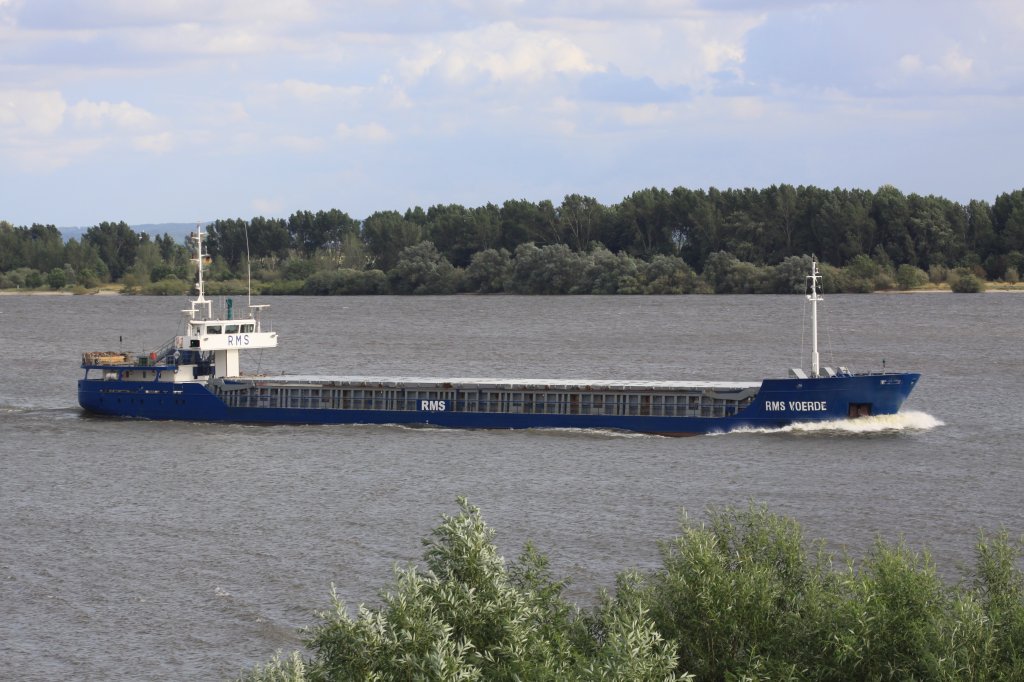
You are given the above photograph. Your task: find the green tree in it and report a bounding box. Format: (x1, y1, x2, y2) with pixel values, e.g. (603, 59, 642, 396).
(837, 254, 885, 293)
(558, 194, 606, 251)
(973, 529, 1024, 676)
(0, 223, 65, 273)
(950, 268, 985, 293)
(303, 268, 388, 295)
(248, 216, 292, 260)
(389, 241, 461, 294)
(24, 269, 44, 288)
(280, 256, 316, 281)
(336, 232, 369, 269)
(895, 264, 929, 290)
(206, 218, 249, 270)
(499, 198, 559, 250)
(209, 218, 291, 270)
(288, 209, 360, 256)
(642, 255, 701, 294)
(241, 499, 684, 682)
(805, 188, 875, 266)
(720, 209, 766, 264)
(466, 248, 514, 293)
(700, 251, 765, 293)
(614, 187, 677, 257)
(47, 267, 66, 289)
(26, 224, 66, 272)
(967, 199, 998, 261)
(153, 233, 190, 280)
(0, 220, 17, 271)
(871, 185, 915, 265)
(584, 246, 642, 294)
(129, 239, 164, 283)
(993, 190, 1024, 254)
(83, 221, 140, 281)
(835, 540, 955, 680)
(646, 504, 831, 680)
(511, 243, 588, 294)
(362, 210, 422, 271)
(766, 183, 799, 257)
(426, 203, 501, 267)
(906, 194, 962, 269)
(765, 254, 814, 294)
(681, 189, 723, 270)
(62, 238, 109, 284)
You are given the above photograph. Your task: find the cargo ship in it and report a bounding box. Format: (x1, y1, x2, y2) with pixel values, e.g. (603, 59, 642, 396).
(78, 229, 919, 435)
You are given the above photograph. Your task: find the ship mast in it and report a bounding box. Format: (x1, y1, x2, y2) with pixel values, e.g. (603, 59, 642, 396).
(187, 225, 212, 321)
(807, 259, 823, 378)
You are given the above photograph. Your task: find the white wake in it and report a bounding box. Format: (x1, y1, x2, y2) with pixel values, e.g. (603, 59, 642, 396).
(727, 410, 943, 436)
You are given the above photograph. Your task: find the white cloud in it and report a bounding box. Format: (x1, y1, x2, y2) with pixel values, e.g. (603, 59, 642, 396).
(888, 44, 976, 90)
(725, 95, 765, 121)
(197, 101, 250, 126)
(898, 54, 923, 75)
(1, 0, 1021, 223)
(982, 0, 1024, 31)
(279, 79, 338, 100)
(614, 102, 674, 126)
(14, 0, 319, 30)
(0, 90, 67, 135)
(538, 9, 761, 90)
(2, 136, 106, 173)
(274, 134, 325, 152)
(114, 21, 309, 58)
(940, 45, 973, 79)
(132, 132, 173, 153)
(399, 22, 602, 84)
(70, 100, 157, 130)
(251, 196, 284, 216)
(336, 121, 393, 142)
(267, 80, 368, 103)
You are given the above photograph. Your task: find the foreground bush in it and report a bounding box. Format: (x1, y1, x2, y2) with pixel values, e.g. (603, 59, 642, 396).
(240, 498, 682, 681)
(240, 501, 1024, 681)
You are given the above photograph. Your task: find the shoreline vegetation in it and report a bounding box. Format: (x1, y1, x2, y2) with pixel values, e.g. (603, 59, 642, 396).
(4, 282, 1024, 296)
(238, 499, 1024, 681)
(4, 183, 1024, 296)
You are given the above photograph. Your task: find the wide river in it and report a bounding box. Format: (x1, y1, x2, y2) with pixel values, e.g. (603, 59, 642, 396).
(1, 291, 1021, 680)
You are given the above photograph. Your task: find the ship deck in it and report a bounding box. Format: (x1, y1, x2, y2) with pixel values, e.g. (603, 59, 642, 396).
(224, 374, 764, 391)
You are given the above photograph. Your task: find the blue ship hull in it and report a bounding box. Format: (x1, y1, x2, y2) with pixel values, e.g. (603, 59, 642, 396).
(78, 372, 920, 436)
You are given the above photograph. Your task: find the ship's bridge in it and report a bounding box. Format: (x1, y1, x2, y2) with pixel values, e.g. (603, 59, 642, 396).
(175, 308, 278, 378)
(178, 318, 278, 352)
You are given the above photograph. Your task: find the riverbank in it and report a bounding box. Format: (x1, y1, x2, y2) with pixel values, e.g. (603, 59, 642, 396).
(3, 282, 1024, 295)
(0, 285, 121, 295)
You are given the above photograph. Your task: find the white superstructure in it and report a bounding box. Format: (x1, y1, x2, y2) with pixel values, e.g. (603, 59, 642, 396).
(173, 227, 277, 378)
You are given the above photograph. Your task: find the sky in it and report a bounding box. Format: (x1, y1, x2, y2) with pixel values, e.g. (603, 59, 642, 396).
(1, 0, 1022, 228)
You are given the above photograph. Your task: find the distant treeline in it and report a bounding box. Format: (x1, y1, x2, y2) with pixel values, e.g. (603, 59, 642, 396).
(3, 184, 1023, 294)
(238, 499, 1024, 681)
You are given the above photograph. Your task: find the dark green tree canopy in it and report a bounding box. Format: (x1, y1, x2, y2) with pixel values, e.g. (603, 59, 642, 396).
(5, 184, 1024, 293)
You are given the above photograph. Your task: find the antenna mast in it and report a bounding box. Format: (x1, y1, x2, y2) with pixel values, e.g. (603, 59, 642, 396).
(188, 225, 213, 320)
(807, 259, 823, 378)
(244, 223, 252, 308)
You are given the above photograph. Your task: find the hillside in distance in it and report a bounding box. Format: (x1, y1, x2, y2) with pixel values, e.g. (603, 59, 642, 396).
(58, 223, 202, 243)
